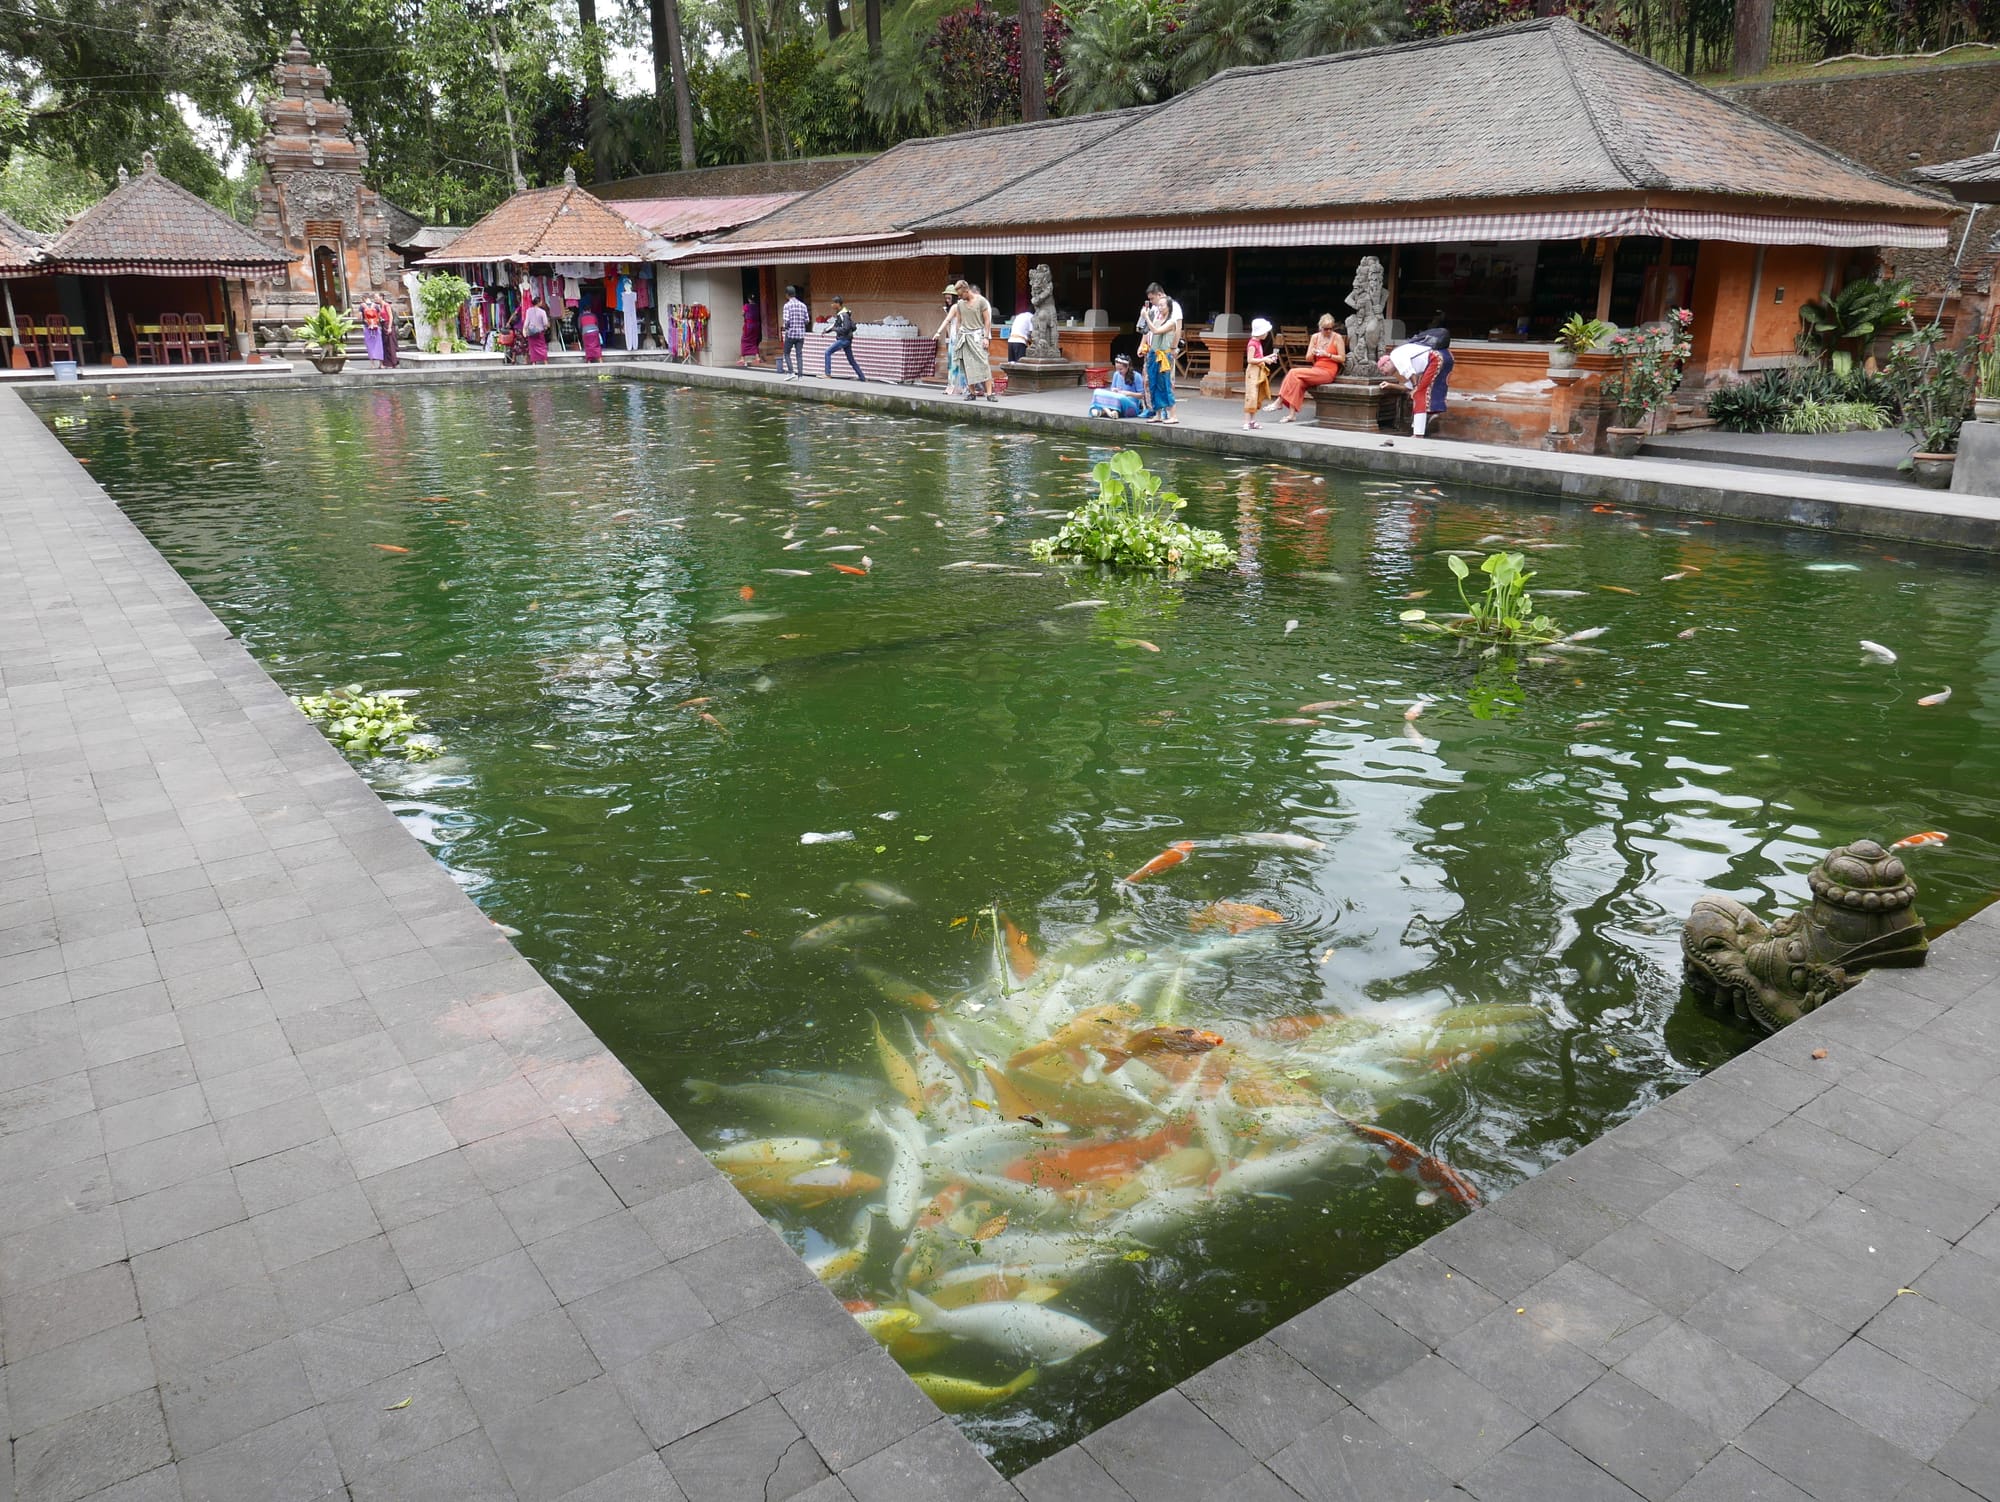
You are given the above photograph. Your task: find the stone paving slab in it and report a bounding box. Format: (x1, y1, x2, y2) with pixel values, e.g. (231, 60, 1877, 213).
(11, 375, 2000, 1502)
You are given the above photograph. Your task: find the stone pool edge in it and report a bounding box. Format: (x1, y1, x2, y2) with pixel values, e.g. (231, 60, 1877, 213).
(21, 357, 2000, 553)
(12, 379, 2000, 1502)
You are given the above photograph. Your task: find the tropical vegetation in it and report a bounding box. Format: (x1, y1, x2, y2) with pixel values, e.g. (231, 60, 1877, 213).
(291, 686, 443, 760)
(1400, 551, 1563, 648)
(1705, 361, 1896, 434)
(1599, 309, 1694, 427)
(1885, 320, 1975, 456)
(1030, 448, 1232, 572)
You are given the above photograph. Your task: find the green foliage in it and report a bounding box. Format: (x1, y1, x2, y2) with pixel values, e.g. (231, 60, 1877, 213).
(1704, 376, 1788, 433)
(1885, 320, 1974, 456)
(1777, 397, 1889, 435)
(291, 686, 442, 761)
(1028, 449, 1232, 573)
(1401, 552, 1561, 646)
(1278, 0, 1405, 57)
(1798, 277, 1912, 358)
(1059, 0, 1169, 113)
(1975, 338, 2000, 400)
(0, 150, 104, 235)
(1555, 313, 1610, 356)
(1599, 310, 1693, 425)
(416, 273, 473, 353)
(295, 306, 357, 354)
(1170, 0, 1278, 90)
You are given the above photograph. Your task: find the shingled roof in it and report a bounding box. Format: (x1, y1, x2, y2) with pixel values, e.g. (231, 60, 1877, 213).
(41, 157, 291, 276)
(420, 172, 654, 265)
(1913, 149, 2000, 204)
(0, 210, 44, 277)
(695, 109, 1145, 260)
(911, 19, 1948, 238)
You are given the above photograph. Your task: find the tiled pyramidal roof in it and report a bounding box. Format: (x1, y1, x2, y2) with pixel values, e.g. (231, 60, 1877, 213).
(43, 157, 291, 275)
(423, 173, 653, 264)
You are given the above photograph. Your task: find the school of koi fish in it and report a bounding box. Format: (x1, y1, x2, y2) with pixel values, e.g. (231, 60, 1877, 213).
(687, 842, 1539, 1412)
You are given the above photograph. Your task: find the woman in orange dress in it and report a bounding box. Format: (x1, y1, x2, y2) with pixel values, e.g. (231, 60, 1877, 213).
(1275, 313, 1346, 422)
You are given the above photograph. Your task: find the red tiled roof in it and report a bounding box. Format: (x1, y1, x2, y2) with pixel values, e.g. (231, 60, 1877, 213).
(617, 194, 801, 240)
(913, 20, 1950, 233)
(0, 210, 44, 277)
(42, 161, 291, 275)
(420, 177, 652, 265)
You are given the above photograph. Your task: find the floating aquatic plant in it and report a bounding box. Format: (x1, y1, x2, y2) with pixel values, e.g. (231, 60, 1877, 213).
(291, 685, 442, 760)
(1029, 450, 1232, 574)
(1400, 551, 1563, 647)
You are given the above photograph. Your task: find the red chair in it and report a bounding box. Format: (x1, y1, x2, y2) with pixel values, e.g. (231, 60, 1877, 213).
(11, 313, 41, 367)
(45, 315, 75, 364)
(128, 316, 159, 365)
(158, 313, 185, 363)
(184, 311, 215, 362)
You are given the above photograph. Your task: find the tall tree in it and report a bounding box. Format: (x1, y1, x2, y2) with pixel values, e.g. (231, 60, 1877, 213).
(1060, 0, 1163, 113)
(1020, 0, 1047, 119)
(1171, 0, 1278, 89)
(577, 0, 607, 177)
(824, 0, 846, 38)
(1732, 0, 1772, 74)
(649, 0, 699, 168)
(1279, 0, 1402, 58)
(866, 0, 883, 57)
(738, 0, 775, 160)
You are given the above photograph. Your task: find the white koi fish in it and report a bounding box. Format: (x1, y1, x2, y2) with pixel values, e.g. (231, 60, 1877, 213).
(906, 1289, 1107, 1364)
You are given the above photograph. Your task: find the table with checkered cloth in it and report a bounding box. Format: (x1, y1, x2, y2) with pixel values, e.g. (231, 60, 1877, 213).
(801, 331, 937, 383)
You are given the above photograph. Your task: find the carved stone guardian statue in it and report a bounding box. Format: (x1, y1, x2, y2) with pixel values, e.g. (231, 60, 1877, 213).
(1000, 261, 1084, 392)
(1315, 256, 1398, 432)
(1682, 839, 1927, 1032)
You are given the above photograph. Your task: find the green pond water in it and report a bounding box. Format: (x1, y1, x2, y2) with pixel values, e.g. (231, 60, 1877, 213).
(49, 380, 2000, 1469)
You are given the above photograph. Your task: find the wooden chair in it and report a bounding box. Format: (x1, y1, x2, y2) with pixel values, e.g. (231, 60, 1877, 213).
(11, 313, 42, 366)
(158, 313, 186, 363)
(45, 315, 78, 365)
(129, 316, 160, 364)
(1177, 326, 1210, 382)
(185, 312, 218, 362)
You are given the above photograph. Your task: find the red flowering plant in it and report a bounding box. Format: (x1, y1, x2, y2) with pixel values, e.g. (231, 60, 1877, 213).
(1600, 308, 1694, 428)
(926, 2, 1067, 131)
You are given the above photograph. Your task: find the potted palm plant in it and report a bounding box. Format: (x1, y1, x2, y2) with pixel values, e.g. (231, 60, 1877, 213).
(1974, 338, 2000, 424)
(1887, 321, 1971, 489)
(1550, 313, 1609, 375)
(297, 306, 358, 375)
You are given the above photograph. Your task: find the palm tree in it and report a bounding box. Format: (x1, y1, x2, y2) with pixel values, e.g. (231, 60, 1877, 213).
(1279, 0, 1403, 59)
(1060, 0, 1164, 114)
(1172, 0, 1279, 90)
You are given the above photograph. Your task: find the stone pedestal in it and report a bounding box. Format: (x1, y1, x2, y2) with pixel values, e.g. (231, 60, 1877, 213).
(1950, 420, 2000, 498)
(1001, 358, 1086, 393)
(1313, 376, 1392, 432)
(1057, 326, 1115, 368)
(1200, 331, 1249, 398)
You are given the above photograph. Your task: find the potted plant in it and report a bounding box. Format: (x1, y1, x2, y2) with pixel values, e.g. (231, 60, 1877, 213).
(415, 272, 473, 354)
(296, 306, 357, 374)
(1550, 313, 1609, 374)
(1886, 320, 1971, 489)
(1974, 338, 2000, 424)
(1598, 310, 1693, 458)
(1798, 276, 1913, 368)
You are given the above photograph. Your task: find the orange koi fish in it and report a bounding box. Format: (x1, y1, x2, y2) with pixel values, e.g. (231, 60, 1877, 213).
(1348, 1121, 1479, 1207)
(371, 543, 410, 553)
(1918, 688, 1953, 707)
(1114, 638, 1161, 652)
(699, 711, 726, 732)
(1100, 1027, 1225, 1074)
(1298, 700, 1358, 713)
(1190, 901, 1285, 935)
(1007, 1003, 1141, 1071)
(1251, 1013, 1333, 1042)
(414, 495, 450, 504)
(1891, 831, 1947, 849)
(739, 585, 755, 600)
(830, 563, 869, 576)
(1599, 584, 1636, 595)
(1002, 916, 1038, 981)
(1125, 840, 1197, 883)
(1004, 1121, 1191, 1188)
(676, 696, 712, 708)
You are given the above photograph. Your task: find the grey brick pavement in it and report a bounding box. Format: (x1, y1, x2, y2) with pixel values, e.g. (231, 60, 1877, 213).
(10, 376, 2000, 1502)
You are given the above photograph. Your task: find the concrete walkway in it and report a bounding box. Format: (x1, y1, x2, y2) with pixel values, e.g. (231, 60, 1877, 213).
(1641, 427, 1918, 485)
(9, 373, 2000, 1502)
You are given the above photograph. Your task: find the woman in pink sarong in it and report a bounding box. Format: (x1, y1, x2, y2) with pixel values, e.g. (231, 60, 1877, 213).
(578, 308, 603, 362)
(739, 296, 762, 365)
(520, 295, 550, 364)
(1275, 313, 1346, 422)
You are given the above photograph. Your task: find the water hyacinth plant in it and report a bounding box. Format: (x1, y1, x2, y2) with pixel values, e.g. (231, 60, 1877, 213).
(1029, 449, 1232, 573)
(291, 685, 442, 760)
(1400, 551, 1562, 647)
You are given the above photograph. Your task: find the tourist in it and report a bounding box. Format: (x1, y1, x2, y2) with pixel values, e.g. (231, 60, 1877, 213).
(739, 294, 761, 367)
(377, 296, 400, 369)
(1378, 334, 1451, 437)
(1276, 314, 1345, 422)
(953, 280, 996, 402)
(1243, 317, 1277, 430)
(577, 307, 602, 362)
(932, 289, 965, 395)
(780, 284, 809, 381)
(1139, 283, 1182, 424)
(1089, 353, 1145, 418)
(520, 294, 550, 365)
(824, 296, 866, 382)
(359, 295, 386, 366)
(1007, 305, 1033, 363)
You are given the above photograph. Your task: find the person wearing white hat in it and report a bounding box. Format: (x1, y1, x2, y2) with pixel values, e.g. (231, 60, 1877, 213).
(1243, 317, 1278, 429)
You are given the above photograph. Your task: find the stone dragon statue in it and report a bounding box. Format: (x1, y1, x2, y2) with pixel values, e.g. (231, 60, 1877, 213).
(1681, 839, 1927, 1032)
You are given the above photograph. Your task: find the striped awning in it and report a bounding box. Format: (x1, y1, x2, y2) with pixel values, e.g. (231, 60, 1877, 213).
(681, 206, 1947, 265)
(919, 207, 1949, 254)
(39, 259, 290, 278)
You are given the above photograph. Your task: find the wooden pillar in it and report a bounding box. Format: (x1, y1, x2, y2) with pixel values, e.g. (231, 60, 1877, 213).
(1015, 255, 1029, 313)
(1385, 247, 1401, 324)
(1594, 239, 1618, 323)
(1090, 255, 1101, 312)
(1223, 247, 1235, 317)
(3, 280, 24, 369)
(102, 281, 127, 366)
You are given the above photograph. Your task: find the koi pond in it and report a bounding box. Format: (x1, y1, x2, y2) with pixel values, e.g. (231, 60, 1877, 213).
(51, 380, 2000, 1470)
